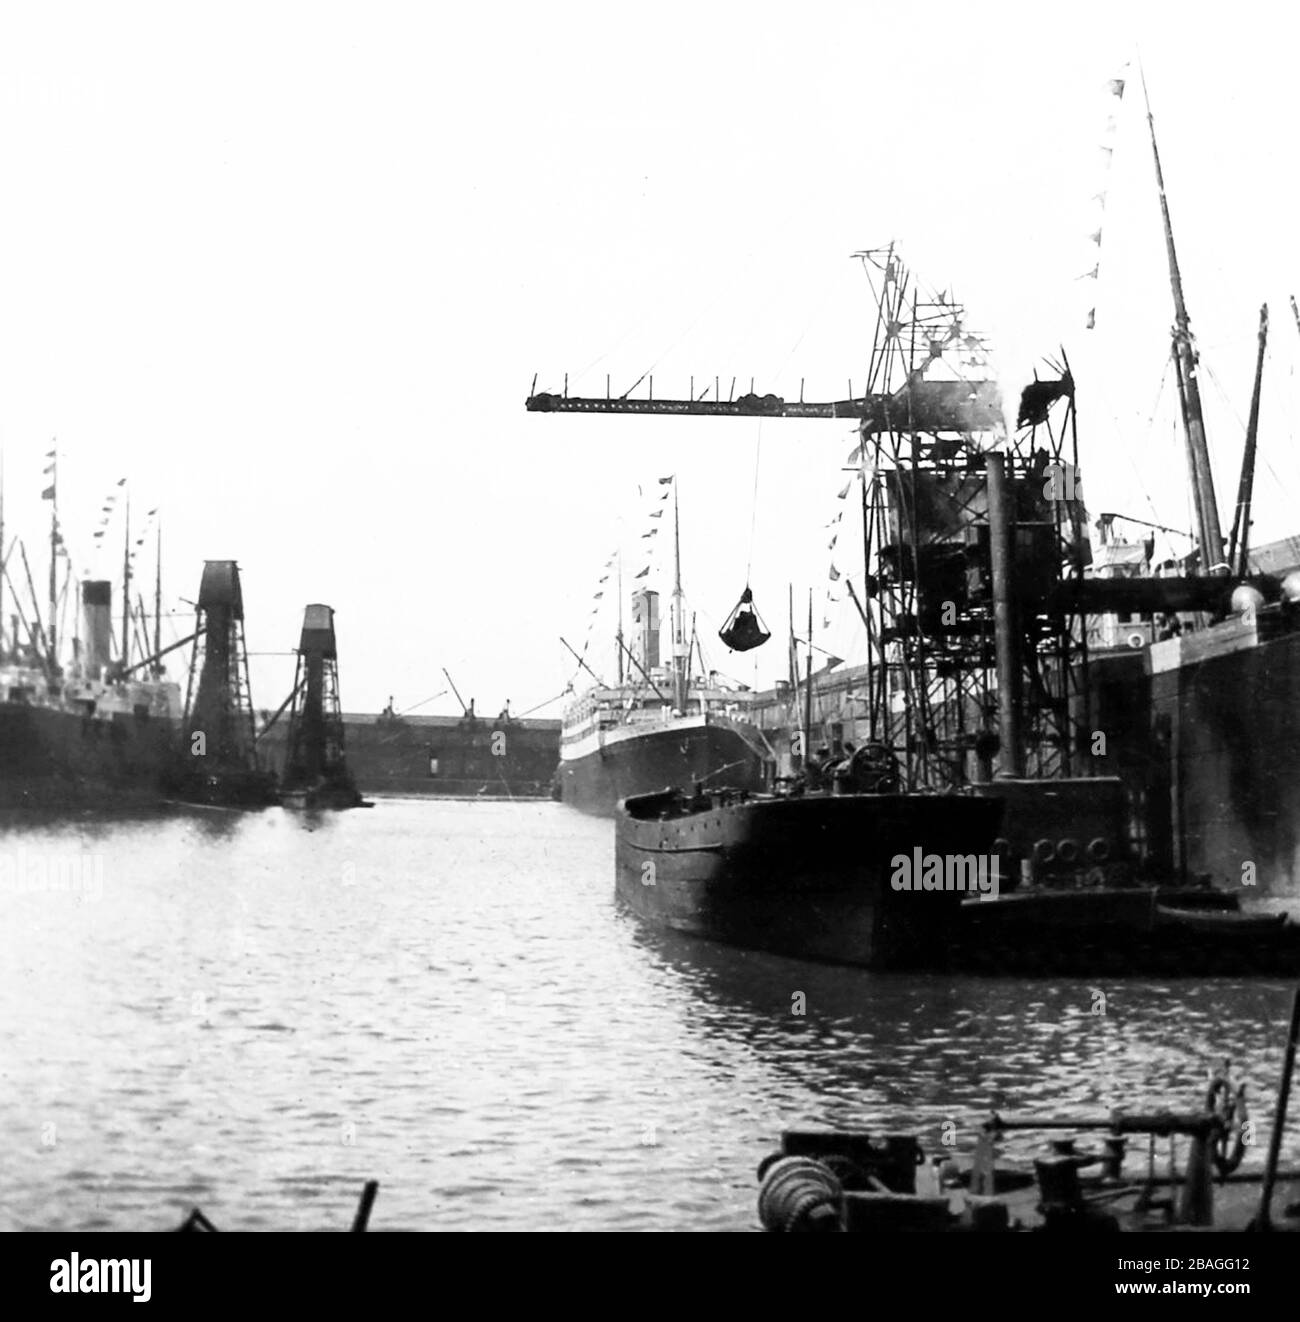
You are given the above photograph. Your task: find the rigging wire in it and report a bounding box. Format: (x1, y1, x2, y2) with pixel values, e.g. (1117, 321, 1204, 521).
(516, 689, 569, 718)
(1203, 358, 1296, 504)
(745, 423, 762, 581)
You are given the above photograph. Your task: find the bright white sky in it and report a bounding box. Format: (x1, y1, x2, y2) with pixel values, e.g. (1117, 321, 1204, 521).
(0, 1, 1297, 716)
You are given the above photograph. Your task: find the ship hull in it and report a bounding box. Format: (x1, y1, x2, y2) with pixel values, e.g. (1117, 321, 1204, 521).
(1090, 611, 1300, 899)
(160, 761, 280, 809)
(957, 886, 1300, 975)
(560, 716, 769, 817)
(614, 789, 1002, 968)
(1153, 625, 1300, 898)
(0, 702, 179, 808)
(258, 715, 560, 799)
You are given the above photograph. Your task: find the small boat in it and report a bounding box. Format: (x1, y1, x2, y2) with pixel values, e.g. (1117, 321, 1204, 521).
(614, 782, 1003, 969)
(1153, 903, 1289, 935)
(281, 783, 373, 810)
(956, 884, 1300, 975)
(160, 765, 280, 809)
(757, 989, 1300, 1233)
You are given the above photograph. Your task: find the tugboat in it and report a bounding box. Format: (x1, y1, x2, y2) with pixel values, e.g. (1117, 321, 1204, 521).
(161, 560, 279, 808)
(277, 604, 370, 809)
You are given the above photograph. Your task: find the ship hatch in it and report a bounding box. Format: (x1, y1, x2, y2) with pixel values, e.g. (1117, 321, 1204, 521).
(719, 587, 771, 653)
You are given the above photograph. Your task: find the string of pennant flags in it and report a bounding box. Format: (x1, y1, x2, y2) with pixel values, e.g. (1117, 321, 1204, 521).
(635, 475, 673, 581)
(39, 448, 64, 552)
(577, 474, 675, 663)
(579, 546, 618, 661)
(1081, 66, 1129, 331)
(821, 436, 871, 631)
(91, 477, 127, 543)
(33, 452, 160, 583)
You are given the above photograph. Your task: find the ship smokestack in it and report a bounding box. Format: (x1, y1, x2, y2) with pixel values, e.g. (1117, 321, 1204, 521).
(632, 588, 660, 672)
(81, 580, 112, 679)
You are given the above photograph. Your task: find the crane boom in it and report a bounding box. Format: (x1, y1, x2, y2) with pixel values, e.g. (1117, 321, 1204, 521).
(442, 667, 469, 717)
(526, 379, 1001, 433)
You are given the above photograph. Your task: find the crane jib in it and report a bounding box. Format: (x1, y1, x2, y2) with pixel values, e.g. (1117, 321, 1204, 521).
(525, 380, 1002, 432)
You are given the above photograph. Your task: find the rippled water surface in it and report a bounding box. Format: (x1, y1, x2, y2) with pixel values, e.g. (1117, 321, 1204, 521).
(1, 798, 1297, 1231)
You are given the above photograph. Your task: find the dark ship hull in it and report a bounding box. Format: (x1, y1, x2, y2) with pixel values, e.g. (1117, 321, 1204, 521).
(614, 786, 1003, 968)
(160, 761, 280, 809)
(957, 884, 1300, 975)
(258, 714, 561, 799)
(1091, 603, 1300, 900)
(1152, 617, 1300, 898)
(281, 784, 371, 809)
(560, 715, 769, 817)
(0, 701, 180, 809)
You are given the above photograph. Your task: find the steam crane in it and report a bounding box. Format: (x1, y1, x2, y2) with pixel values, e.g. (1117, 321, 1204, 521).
(281, 604, 367, 809)
(528, 247, 1099, 789)
(162, 560, 279, 808)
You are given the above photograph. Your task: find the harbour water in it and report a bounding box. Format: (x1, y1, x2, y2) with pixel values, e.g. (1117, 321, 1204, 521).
(1, 798, 1297, 1231)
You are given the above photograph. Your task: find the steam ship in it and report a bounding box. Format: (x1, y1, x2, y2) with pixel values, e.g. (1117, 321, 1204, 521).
(0, 643, 181, 808)
(556, 484, 772, 817)
(558, 677, 771, 817)
(0, 495, 182, 808)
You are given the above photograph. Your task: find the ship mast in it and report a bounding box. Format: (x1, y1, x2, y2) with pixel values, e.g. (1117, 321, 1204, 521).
(671, 480, 686, 711)
(1227, 305, 1268, 578)
(153, 519, 163, 678)
(615, 547, 624, 685)
(1143, 72, 1226, 575)
(0, 450, 5, 663)
(121, 495, 131, 670)
(47, 449, 58, 668)
(803, 589, 813, 765)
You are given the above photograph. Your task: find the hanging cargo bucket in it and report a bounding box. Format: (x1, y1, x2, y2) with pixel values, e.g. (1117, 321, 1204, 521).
(719, 587, 771, 653)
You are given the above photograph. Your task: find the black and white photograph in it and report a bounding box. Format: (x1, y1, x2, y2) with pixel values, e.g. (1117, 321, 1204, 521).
(2, 0, 1298, 1295)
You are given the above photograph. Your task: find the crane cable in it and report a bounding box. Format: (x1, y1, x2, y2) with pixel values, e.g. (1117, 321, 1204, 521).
(746, 423, 762, 582)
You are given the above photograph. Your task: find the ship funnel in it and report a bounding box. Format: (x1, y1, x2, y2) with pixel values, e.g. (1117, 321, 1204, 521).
(81, 580, 113, 678)
(632, 588, 660, 672)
